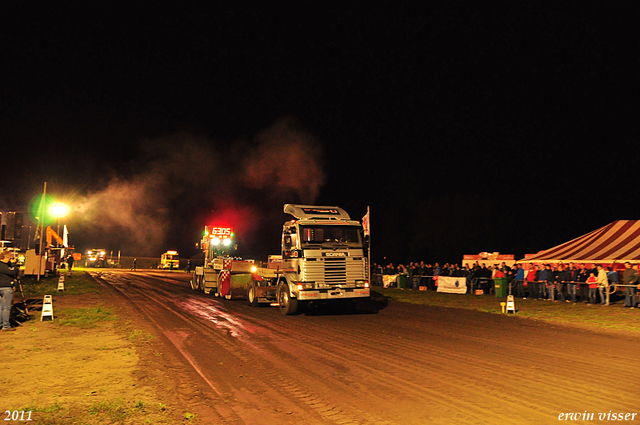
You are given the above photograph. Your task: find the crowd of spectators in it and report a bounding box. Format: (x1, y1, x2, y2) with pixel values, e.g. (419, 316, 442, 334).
(372, 261, 640, 308)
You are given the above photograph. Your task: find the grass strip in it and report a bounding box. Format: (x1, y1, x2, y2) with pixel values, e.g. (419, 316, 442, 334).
(374, 288, 640, 333)
(19, 270, 100, 297)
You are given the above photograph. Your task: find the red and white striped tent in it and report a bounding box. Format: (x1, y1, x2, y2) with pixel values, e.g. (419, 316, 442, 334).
(522, 220, 640, 264)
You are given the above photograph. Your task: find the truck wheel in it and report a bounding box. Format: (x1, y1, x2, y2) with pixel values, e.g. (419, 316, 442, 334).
(277, 281, 298, 315)
(190, 275, 198, 291)
(194, 274, 202, 292)
(248, 281, 260, 307)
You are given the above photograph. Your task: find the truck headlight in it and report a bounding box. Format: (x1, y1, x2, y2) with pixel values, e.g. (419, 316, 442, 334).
(297, 282, 315, 290)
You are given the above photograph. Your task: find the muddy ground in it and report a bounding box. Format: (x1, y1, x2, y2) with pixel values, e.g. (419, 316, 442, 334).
(4, 271, 640, 424)
(2, 292, 208, 424)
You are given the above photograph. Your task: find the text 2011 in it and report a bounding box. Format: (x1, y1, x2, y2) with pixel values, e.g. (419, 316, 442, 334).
(4, 411, 32, 421)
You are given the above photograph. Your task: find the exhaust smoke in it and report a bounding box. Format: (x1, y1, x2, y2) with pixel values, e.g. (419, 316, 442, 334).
(72, 116, 325, 256)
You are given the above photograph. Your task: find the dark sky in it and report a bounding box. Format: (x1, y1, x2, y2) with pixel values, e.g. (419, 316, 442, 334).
(1, 3, 639, 264)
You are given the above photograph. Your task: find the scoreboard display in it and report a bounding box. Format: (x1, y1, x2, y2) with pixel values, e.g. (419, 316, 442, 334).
(207, 227, 233, 238)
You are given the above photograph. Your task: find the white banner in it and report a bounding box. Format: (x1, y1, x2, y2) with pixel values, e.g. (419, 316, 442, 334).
(383, 274, 396, 288)
(436, 276, 467, 294)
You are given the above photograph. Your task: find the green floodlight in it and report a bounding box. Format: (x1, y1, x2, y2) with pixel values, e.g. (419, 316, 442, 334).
(28, 193, 56, 226)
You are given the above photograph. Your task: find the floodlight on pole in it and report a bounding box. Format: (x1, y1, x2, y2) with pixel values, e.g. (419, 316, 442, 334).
(49, 202, 71, 219)
(49, 202, 70, 248)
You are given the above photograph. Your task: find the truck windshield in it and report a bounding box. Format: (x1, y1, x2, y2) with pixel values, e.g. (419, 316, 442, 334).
(299, 225, 363, 248)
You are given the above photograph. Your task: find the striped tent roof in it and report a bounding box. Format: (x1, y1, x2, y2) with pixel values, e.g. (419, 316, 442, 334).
(522, 220, 640, 263)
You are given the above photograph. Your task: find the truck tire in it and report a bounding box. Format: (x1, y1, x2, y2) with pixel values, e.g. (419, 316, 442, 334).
(195, 274, 204, 292)
(214, 273, 221, 297)
(248, 281, 259, 307)
(277, 281, 298, 315)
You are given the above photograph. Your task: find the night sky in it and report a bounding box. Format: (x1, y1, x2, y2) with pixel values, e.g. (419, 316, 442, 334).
(2, 3, 639, 265)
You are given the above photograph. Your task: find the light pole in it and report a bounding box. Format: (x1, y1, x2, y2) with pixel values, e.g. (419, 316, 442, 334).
(49, 202, 70, 264)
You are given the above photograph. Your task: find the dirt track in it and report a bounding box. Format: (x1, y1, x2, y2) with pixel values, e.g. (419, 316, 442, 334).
(93, 270, 640, 424)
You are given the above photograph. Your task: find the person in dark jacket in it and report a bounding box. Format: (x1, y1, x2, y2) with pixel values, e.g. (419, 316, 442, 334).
(622, 262, 638, 308)
(0, 251, 19, 331)
(513, 264, 525, 298)
(558, 264, 570, 303)
(538, 265, 549, 300)
(577, 265, 589, 303)
(66, 254, 75, 277)
(567, 263, 579, 302)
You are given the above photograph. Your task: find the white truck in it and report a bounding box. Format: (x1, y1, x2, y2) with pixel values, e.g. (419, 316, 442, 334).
(159, 250, 180, 269)
(191, 204, 370, 314)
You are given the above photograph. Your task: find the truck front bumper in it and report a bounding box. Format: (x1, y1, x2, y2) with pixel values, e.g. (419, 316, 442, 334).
(297, 287, 370, 301)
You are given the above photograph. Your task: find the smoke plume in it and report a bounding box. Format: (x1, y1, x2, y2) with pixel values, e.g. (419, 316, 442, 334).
(72, 116, 325, 256)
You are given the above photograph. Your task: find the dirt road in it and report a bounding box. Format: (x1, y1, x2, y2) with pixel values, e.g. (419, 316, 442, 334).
(93, 270, 640, 424)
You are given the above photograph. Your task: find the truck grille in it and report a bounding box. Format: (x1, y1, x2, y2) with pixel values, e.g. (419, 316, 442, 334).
(324, 258, 347, 284)
(303, 258, 365, 287)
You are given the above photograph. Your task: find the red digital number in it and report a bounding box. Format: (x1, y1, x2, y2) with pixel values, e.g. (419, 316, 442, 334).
(210, 227, 232, 237)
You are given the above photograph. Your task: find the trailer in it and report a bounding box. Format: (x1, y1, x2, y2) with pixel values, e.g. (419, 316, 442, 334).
(191, 204, 371, 314)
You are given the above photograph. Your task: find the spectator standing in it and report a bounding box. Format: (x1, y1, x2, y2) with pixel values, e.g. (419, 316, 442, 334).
(480, 263, 491, 294)
(0, 251, 18, 331)
(623, 262, 638, 309)
(424, 263, 433, 290)
(606, 266, 618, 291)
(505, 264, 515, 296)
(431, 263, 441, 291)
(418, 261, 427, 290)
(567, 263, 579, 303)
(514, 264, 525, 298)
(596, 265, 609, 306)
(385, 263, 396, 275)
(578, 265, 589, 303)
(405, 263, 414, 290)
(410, 262, 419, 290)
(546, 264, 557, 301)
(553, 265, 562, 299)
(587, 273, 598, 305)
(462, 264, 471, 293)
(557, 264, 569, 302)
(500, 262, 512, 277)
(538, 265, 549, 300)
(66, 254, 75, 276)
(526, 265, 537, 299)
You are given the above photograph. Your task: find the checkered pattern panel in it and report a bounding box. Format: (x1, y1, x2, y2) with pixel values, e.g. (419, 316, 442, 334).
(220, 270, 231, 283)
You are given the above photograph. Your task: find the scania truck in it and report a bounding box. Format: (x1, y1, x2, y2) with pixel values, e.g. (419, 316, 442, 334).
(191, 204, 370, 314)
